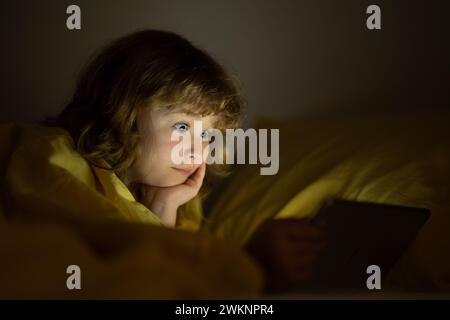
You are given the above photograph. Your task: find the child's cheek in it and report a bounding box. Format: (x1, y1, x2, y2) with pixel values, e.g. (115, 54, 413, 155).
(202, 143, 210, 163)
(167, 140, 181, 165)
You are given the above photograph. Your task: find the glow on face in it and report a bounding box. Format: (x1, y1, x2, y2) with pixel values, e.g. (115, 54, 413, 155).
(128, 108, 217, 187)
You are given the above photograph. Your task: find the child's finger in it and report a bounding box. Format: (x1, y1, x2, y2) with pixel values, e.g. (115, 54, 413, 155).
(279, 219, 325, 241)
(194, 162, 206, 184)
(185, 163, 206, 188)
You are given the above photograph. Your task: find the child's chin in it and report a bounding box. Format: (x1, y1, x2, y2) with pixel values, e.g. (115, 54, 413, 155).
(158, 176, 188, 187)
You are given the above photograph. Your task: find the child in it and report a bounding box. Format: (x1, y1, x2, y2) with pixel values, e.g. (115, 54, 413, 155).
(40, 29, 326, 294)
(44, 29, 241, 228)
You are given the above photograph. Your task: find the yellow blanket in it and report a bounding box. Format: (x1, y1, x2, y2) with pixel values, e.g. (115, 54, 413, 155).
(0, 123, 263, 298)
(3, 110, 449, 297)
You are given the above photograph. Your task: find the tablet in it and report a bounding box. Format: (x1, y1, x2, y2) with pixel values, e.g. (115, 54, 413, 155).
(302, 198, 431, 292)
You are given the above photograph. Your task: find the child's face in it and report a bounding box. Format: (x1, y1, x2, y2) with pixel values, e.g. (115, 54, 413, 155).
(129, 107, 217, 187)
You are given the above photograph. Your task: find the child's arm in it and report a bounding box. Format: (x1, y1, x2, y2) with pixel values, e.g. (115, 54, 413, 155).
(138, 163, 206, 227)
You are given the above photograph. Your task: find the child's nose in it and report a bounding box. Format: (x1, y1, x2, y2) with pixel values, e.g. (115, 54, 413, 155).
(185, 138, 208, 164)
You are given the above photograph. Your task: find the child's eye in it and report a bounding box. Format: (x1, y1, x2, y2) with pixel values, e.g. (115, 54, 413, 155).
(174, 122, 190, 133)
(201, 130, 212, 142)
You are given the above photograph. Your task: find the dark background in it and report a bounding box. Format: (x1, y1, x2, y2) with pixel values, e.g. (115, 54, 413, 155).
(1, 0, 449, 126)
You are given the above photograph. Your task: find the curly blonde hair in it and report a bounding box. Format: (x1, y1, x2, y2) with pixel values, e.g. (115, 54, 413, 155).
(44, 29, 244, 200)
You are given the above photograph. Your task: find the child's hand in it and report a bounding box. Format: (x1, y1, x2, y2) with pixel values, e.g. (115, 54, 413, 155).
(243, 218, 327, 294)
(138, 163, 206, 227)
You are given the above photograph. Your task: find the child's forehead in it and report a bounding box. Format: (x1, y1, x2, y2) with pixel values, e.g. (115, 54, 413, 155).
(155, 109, 219, 126)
